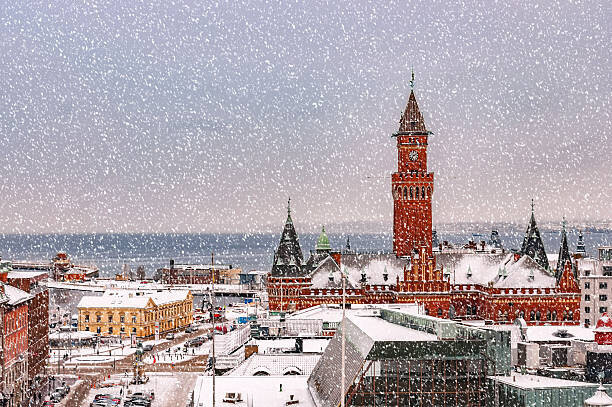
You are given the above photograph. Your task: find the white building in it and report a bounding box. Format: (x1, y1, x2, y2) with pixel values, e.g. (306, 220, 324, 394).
(579, 247, 612, 328)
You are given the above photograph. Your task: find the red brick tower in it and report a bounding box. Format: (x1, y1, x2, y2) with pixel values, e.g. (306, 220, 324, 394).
(392, 73, 434, 257)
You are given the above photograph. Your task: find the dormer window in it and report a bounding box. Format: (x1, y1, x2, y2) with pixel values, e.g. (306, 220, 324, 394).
(360, 272, 366, 283)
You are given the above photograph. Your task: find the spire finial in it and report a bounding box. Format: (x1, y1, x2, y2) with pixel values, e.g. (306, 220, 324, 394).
(531, 199, 535, 214)
(287, 197, 291, 216)
(410, 67, 415, 90)
(562, 216, 567, 232)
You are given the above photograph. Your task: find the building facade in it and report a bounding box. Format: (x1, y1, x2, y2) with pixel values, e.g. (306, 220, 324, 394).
(77, 290, 193, 338)
(579, 247, 612, 327)
(155, 261, 240, 285)
(308, 308, 511, 407)
(0, 269, 32, 407)
(6, 270, 49, 403)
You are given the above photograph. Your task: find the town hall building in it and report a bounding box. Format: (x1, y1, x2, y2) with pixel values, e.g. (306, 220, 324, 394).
(267, 77, 581, 325)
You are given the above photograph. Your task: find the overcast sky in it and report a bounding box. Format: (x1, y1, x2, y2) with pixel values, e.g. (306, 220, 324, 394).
(0, 0, 610, 233)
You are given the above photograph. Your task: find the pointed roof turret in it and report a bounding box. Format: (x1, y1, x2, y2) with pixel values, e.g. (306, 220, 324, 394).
(520, 200, 549, 270)
(315, 226, 331, 253)
(584, 384, 612, 406)
(271, 198, 305, 277)
(555, 217, 575, 283)
(396, 70, 428, 134)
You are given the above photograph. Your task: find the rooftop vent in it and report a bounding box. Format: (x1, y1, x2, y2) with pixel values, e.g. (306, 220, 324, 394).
(552, 329, 574, 338)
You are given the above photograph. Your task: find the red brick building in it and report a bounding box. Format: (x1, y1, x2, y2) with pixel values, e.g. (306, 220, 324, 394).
(0, 268, 31, 407)
(7, 271, 49, 403)
(267, 79, 581, 325)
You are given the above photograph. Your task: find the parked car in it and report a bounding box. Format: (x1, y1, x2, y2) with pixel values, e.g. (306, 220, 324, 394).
(142, 343, 154, 352)
(42, 401, 55, 407)
(49, 392, 62, 403)
(165, 333, 175, 340)
(185, 327, 194, 334)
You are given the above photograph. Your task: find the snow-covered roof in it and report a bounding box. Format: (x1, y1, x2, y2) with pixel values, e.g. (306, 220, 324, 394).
(287, 303, 420, 324)
(525, 325, 595, 342)
(347, 314, 437, 342)
(585, 384, 612, 406)
(438, 252, 555, 288)
(77, 289, 190, 309)
(227, 354, 321, 376)
(3, 284, 33, 306)
(193, 375, 314, 407)
(342, 253, 407, 286)
(493, 373, 596, 390)
(7, 271, 48, 279)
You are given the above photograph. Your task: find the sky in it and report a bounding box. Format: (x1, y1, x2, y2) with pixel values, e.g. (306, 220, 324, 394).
(0, 0, 610, 234)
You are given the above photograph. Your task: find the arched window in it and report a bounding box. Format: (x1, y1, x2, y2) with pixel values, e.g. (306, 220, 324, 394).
(427, 187, 432, 198)
(552, 311, 557, 321)
(536, 311, 541, 321)
(409, 187, 413, 199)
(421, 186, 425, 199)
(546, 310, 551, 321)
(403, 187, 408, 200)
(530, 310, 535, 321)
(437, 308, 443, 317)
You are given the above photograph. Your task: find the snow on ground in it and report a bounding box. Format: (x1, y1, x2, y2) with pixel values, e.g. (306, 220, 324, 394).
(193, 375, 315, 407)
(144, 342, 211, 364)
(50, 337, 169, 365)
(82, 372, 198, 407)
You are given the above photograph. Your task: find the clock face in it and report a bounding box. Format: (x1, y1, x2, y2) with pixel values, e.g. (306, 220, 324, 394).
(409, 150, 419, 161)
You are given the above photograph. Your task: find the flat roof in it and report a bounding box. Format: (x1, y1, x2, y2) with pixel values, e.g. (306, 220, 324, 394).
(192, 375, 314, 407)
(347, 314, 438, 342)
(493, 373, 596, 390)
(288, 303, 420, 323)
(7, 271, 48, 279)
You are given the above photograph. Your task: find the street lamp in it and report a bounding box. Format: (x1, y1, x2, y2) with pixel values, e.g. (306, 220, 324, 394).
(341, 266, 347, 407)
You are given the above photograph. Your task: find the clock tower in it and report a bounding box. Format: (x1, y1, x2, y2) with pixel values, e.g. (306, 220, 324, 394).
(392, 74, 434, 257)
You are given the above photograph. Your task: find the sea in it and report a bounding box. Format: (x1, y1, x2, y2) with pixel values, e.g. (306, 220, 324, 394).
(1, 228, 610, 277)
(2, 228, 609, 316)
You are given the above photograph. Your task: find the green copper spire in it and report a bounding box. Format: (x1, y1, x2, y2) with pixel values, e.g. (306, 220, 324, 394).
(315, 225, 331, 252)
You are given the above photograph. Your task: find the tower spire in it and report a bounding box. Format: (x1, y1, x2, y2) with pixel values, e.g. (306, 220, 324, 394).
(286, 197, 292, 224)
(555, 216, 575, 283)
(410, 67, 415, 90)
(520, 203, 549, 270)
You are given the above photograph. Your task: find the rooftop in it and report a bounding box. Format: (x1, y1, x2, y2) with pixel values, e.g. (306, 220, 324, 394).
(347, 314, 437, 342)
(3, 283, 33, 306)
(287, 303, 420, 324)
(192, 375, 314, 407)
(77, 289, 191, 309)
(493, 373, 596, 390)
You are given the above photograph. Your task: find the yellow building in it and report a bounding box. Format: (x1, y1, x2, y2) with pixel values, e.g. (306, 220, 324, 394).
(77, 289, 193, 338)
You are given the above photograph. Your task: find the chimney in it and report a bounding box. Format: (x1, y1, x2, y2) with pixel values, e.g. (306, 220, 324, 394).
(170, 259, 175, 269)
(514, 253, 521, 262)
